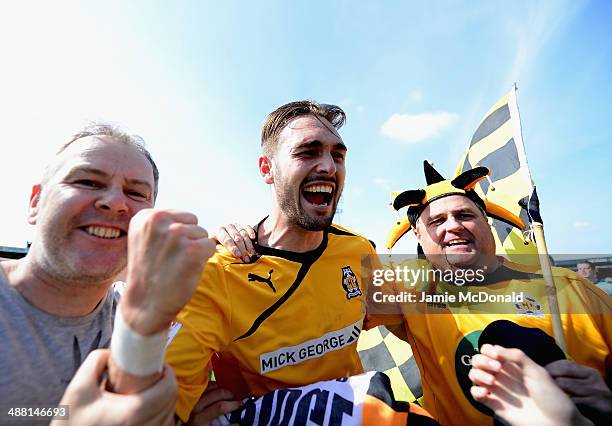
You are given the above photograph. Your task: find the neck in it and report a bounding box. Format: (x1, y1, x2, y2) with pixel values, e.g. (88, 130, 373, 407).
(2, 256, 112, 317)
(258, 211, 324, 252)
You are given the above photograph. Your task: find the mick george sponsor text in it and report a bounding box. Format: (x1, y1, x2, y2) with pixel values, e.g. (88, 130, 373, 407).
(259, 320, 361, 374)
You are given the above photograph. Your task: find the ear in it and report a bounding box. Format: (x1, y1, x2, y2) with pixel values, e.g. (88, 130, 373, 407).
(412, 221, 422, 241)
(27, 184, 42, 225)
(258, 155, 274, 185)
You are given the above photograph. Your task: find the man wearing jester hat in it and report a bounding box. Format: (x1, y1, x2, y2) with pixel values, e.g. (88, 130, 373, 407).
(378, 161, 612, 426)
(218, 159, 611, 425)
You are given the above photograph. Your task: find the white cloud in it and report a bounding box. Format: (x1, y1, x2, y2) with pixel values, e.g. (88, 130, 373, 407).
(573, 221, 591, 229)
(381, 112, 458, 143)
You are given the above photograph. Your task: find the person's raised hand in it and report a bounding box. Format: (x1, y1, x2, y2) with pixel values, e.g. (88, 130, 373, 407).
(546, 359, 612, 418)
(213, 223, 256, 263)
(121, 209, 216, 336)
(469, 344, 592, 426)
(185, 382, 243, 425)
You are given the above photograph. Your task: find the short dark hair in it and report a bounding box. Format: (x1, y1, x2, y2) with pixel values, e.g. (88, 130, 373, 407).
(410, 191, 487, 228)
(578, 260, 595, 268)
(48, 122, 159, 200)
(261, 100, 346, 156)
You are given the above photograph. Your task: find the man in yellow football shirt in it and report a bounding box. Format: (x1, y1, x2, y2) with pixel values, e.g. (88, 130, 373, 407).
(377, 162, 612, 425)
(165, 101, 382, 424)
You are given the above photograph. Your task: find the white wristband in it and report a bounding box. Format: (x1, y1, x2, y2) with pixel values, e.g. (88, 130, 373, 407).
(110, 306, 168, 376)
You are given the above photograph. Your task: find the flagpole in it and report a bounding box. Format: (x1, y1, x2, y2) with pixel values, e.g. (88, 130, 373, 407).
(511, 84, 567, 352)
(531, 223, 567, 352)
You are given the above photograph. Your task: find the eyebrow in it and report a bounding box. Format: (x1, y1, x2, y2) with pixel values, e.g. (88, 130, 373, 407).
(426, 207, 477, 222)
(453, 208, 477, 214)
(425, 213, 444, 223)
(295, 140, 348, 152)
(65, 166, 153, 191)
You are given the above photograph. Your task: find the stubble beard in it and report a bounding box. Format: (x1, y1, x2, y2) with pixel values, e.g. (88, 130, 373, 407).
(275, 177, 338, 232)
(36, 224, 126, 286)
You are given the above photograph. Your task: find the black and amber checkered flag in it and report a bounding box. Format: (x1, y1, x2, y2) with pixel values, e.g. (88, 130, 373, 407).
(357, 325, 422, 403)
(456, 84, 539, 263)
(458, 85, 567, 349)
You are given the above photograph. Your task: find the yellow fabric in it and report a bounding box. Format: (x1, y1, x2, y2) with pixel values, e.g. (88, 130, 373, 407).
(423, 181, 465, 203)
(456, 88, 539, 263)
(378, 260, 612, 426)
(386, 161, 522, 250)
(465, 120, 513, 165)
(386, 217, 410, 250)
(166, 224, 380, 422)
(483, 93, 510, 118)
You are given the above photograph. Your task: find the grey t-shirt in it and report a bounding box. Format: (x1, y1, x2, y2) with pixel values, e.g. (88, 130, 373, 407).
(0, 268, 116, 425)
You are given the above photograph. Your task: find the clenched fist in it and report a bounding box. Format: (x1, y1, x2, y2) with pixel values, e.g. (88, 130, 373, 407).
(120, 209, 216, 336)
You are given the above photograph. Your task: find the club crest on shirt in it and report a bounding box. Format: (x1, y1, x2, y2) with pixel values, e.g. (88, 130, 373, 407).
(341, 266, 362, 300)
(514, 293, 544, 317)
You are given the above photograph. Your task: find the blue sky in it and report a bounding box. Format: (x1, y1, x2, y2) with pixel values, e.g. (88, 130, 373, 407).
(1, 0, 610, 254)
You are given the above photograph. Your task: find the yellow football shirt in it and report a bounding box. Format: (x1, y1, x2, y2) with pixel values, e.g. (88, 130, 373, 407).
(380, 260, 612, 426)
(166, 224, 380, 422)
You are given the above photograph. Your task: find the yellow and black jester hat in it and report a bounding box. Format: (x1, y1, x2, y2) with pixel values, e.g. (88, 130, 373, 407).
(386, 161, 525, 249)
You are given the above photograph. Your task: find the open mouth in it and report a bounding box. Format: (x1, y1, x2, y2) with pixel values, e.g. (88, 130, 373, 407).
(445, 238, 471, 249)
(80, 225, 126, 240)
(302, 184, 334, 207)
